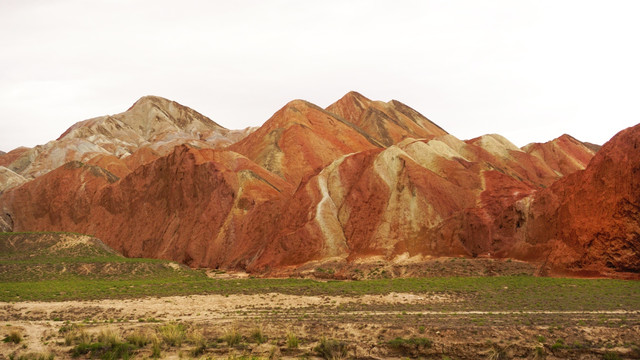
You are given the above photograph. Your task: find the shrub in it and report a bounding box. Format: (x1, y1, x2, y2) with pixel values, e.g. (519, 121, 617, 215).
(12, 353, 54, 360)
(97, 328, 122, 346)
(157, 322, 186, 347)
(223, 328, 242, 347)
(126, 329, 151, 347)
(603, 352, 622, 360)
(286, 332, 299, 348)
(250, 327, 267, 344)
(3, 330, 22, 344)
(551, 339, 565, 351)
(387, 337, 432, 350)
(315, 337, 349, 360)
(150, 336, 161, 359)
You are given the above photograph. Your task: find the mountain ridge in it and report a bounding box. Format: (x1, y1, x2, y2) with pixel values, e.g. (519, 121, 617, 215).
(0, 91, 633, 278)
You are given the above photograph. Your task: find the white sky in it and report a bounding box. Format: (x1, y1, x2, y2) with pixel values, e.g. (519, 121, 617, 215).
(1, 0, 639, 152)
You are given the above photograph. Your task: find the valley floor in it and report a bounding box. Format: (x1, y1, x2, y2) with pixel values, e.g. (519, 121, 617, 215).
(1, 291, 639, 360)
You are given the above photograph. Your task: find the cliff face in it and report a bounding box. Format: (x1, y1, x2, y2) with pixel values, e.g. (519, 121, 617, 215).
(494, 124, 640, 277)
(2, 92, 633, 278)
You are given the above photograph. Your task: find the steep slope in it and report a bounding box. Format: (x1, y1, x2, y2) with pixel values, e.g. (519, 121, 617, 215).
(522, 134, 596, 176)
(466, 134, 561, 187)
(0, 167, 27, 193)
(0, 93, 631, 277)
(229, 99, 381, 186)
(0, 145, 293, 268)
(3, 96, 253, 182)
(0, 161, 119, 233)
(326, 91, 448, 146)
(248, 134, 545, 270)
(0, 147, 30, 168)
(495, 123, 640, 277)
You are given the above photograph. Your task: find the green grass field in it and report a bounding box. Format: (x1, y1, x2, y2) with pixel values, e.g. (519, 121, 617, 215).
(1, 232, 639, 313)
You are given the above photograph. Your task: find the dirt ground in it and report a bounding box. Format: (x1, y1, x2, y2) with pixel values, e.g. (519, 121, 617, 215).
(1, 293, 639, 359)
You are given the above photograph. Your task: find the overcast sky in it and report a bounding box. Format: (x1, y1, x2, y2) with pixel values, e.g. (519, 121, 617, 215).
(1, 1, 639, 152)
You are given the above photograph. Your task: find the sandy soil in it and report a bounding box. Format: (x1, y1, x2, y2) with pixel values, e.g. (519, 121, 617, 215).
(1, 293, 639, 359)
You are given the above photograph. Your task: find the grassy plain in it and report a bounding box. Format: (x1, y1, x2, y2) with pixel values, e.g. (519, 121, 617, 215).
(1, 232, 639, 359)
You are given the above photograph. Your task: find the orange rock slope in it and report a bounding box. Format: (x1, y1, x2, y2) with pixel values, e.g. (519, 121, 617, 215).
(494, 123, 640, 277)
(1, 92, 634, 277)
(0, 96, 254, 188)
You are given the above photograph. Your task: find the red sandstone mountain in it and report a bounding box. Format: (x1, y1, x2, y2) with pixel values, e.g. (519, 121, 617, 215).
(228, 99, 381, 186)
(0, 96, 253, 187)
(493, 123, 640, 277)
(2, 92, 635, 278)
(326, 91, 448, 146)
(522, 134, 596, 177)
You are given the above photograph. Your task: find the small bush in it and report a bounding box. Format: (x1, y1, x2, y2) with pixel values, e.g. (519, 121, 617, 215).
(13, 353, 54, 360)
(3, 330, 22, 344)
(315, 337, 349, 360)
(97, 328, 122, 346)
(223, 328, 242, 347)
(126, 330, 151, 347)
(72, 340, 135, 360)
(487, 344, 509, 360)
(286, 332, 299, 348)
(533, 346, 546, 360)
(250, 328, 267, 344)
(157, 322, 186, 347)
(551, 339, 565, 350)
(387, 337, 432, 350)
(418, 325, 426, 334)
(150, 336, 161, 359)
(603, 352, 622, 360)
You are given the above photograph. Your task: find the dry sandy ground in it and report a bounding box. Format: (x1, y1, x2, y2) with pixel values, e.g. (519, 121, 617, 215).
(1, 293, 639, 359)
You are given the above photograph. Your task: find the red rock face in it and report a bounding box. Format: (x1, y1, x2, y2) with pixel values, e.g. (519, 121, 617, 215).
(0, 145, 292, 268)
(495, 124, 640, 276)
(0, 161, 118, 233)
(5, 92, 635, 278)
(326, 91, 448, 146)
(522, 134, 596, 177)
(229, 99, 381, 186)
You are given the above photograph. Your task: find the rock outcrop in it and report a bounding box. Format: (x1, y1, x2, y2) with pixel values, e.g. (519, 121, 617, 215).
(495, 124, 640, 277)
(0, 167, 27, 194)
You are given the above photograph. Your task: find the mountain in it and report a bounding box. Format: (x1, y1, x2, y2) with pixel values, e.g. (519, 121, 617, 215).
(494, 123, 640, 277)
(3, 91, 634, 278)
(326, 91, 448, 146)
(0, 96, 254, 186)
(228, 99, 381, 186)
(522, 134, 596, 177)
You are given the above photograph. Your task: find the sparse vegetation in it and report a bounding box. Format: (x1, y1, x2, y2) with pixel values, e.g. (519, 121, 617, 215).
(314, 337, 349, 360)
(2, 232, 639, 359)
(223, 328, 242, 347)
(387, 336, 433, 352)
(157, 322, 186, 347)
(286, 332, 299, 348)
(3, 330, 22, 344)
(250, 327, 266, 344)
(126, 329, 151, 347)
